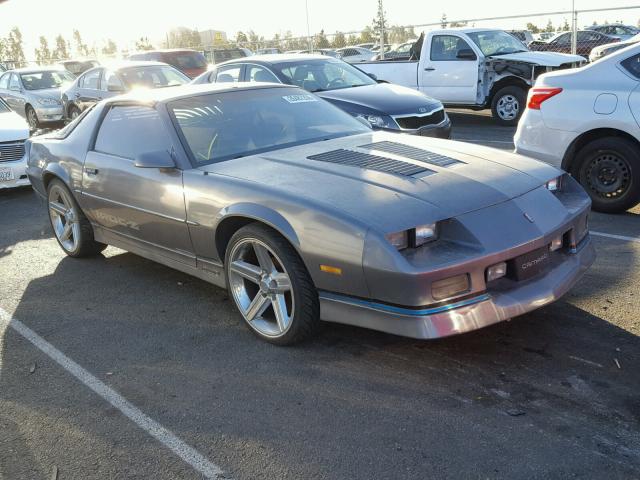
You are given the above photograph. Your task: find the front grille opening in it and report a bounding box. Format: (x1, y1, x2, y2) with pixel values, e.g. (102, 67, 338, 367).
(0, 140, 26, 163)
(395, 109, 445, 130)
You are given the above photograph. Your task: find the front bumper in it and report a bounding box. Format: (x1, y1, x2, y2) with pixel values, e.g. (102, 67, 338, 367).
(34, 105, 64, 124)
(319, 236, 595, 339)
(0, 156, 30, 189)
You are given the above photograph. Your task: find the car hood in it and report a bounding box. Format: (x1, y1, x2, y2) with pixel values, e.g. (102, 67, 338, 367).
(29, 88, 63, 100)
(316, 83, 442, 116)
(200, 132, 560, 232)
(0, 110, 29, 141)
(488, 51, 585, 66)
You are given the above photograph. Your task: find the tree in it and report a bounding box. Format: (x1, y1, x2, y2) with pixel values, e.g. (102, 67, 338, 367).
(52, 35, 70, 60)
(73, 29, 89, 57)
(562, 18, 570, 31)
(236, 31, 248, 44)
(545, 20, 555, 32)
(449, 20, 468, 28)
(315, 30, 330, 49)
(371, 0, 388, 45)
(7, 27, 25, 65)
(166, 27, 201, 49)
(102, 39, 117, 56)
(332, 31, 346, 49)
(346, 34, 359, 46)
(526, 22, 540, 34)
(135, 37, 153, 51)
(34, 36, 51, 65)
(358, 26, 374, 44)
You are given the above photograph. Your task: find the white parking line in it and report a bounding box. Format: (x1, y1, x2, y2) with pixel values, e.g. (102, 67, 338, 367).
(0, 307, 226, 480)
(591, 231, 640, 244)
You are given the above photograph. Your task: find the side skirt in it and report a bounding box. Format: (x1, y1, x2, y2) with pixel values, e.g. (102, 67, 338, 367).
(92, 225, 227, 289)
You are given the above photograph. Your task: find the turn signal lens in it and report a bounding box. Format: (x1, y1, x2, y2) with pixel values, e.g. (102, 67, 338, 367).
(527, 87, 563, 110)
(432, 274, 470, 301)
(486, 262, 507, 282)
(385, 230, 409, 250)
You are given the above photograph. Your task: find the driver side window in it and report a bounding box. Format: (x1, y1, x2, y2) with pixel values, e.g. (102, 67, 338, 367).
(431, 35, 472, 61)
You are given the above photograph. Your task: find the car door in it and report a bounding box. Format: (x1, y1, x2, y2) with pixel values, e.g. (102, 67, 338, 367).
(7, 74, 26, 116)
(420, 34, 479, 103)
(76, 68, 104, 111)
(80, 104, 195, 266)
(0, 73, 11, 107)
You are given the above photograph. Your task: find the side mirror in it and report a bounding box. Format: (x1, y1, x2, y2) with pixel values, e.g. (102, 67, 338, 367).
(456, 48, 477, 60)
(134, 150, 176, 169)
(366, 72, 378, 81)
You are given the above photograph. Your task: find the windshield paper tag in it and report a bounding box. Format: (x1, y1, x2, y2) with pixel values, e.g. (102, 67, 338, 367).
(282, 94, 318, 104)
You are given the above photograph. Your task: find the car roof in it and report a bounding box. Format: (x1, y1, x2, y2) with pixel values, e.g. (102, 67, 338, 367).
(213, 53, 335, 67)
(8, 66, 69, 74)
(105, 60, 171, 71)
(130, 49, 202, 55)
(105, 82, 292, 105)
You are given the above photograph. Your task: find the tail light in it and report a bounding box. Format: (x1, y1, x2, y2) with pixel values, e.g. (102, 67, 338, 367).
(527, 87, 563, 110)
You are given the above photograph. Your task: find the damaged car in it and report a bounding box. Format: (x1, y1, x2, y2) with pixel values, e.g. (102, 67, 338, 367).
(359, 28, 585, 125)
(26, 84, 594, 345)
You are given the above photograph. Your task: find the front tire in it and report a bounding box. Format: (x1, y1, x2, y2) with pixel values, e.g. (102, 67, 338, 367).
(573, 137, 640, 213)
(225, 223, 320, 345)
(26, 105, 40, 130)
(47, 179, 107, 257)
(491, 86, 526, 126)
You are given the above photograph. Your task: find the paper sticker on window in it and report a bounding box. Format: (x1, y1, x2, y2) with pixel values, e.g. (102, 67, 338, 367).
(282, 94, 318, 104)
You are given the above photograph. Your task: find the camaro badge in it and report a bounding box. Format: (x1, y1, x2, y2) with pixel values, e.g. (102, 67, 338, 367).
(524, 212, 535, 223)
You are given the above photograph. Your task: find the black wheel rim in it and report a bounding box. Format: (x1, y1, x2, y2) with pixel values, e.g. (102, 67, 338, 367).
(582, 151, 632, 200)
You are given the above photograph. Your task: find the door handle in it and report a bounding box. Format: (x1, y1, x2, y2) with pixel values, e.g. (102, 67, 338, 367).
(74, 92, 80, 98)
(84, 167, 99, 176)
(424, 67, 436, 71)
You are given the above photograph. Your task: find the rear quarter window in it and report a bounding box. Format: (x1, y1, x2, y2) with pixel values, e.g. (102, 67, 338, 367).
(621, 54, 640, 79)
(94, 105, 170, 159)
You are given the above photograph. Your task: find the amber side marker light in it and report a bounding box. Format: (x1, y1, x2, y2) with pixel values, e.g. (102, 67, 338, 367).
(527, 87, 563, 110)
(320, 265, 343, 275)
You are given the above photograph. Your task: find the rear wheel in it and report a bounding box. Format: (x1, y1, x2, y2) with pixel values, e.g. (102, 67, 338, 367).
(47, 179, 106, 257)
(573, 137, 640, 213)
(225, 223, 320, 345)
(491, 86, 526, 126)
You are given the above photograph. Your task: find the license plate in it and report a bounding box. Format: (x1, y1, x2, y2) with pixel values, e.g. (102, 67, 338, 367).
(510, 246, 551, 281)
(0, 167, 14, 182)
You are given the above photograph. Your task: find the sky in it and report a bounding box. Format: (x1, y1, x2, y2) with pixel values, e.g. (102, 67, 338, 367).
(2, 0, 640, 59)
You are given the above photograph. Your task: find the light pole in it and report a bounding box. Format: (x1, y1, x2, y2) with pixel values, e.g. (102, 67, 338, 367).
(305, 0, 313, 52)
(571, 0, 578, 55)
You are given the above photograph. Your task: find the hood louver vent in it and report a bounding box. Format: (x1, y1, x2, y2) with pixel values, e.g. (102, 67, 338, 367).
(359, 141, 463, 168)
(307, 149, 433, 177)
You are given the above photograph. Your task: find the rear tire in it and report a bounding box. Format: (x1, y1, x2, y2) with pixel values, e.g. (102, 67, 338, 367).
(225, 223, 320, 345)
(47, 179, 107, 257)
(573, 137, 640, 213)
(491, 86, 526, 126)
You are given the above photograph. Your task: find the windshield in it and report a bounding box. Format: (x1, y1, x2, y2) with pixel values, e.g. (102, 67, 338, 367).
(169, 87, 370, 165)
(20, 70, 74, 90)
(273, 59, 375, 92)
(170, 52, 207, 69)
(467, 30, 529, 56)
(119, 65, 190, 89)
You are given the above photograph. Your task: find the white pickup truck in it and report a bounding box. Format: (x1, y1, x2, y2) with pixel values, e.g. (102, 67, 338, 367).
(359, 28, 585, 125)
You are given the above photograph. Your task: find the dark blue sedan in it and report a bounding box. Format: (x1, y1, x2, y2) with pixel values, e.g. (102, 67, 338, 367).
(191, 54, 451, 138)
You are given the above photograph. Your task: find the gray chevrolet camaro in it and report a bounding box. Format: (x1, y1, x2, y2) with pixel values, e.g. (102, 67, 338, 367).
(26, 83, 595, 345)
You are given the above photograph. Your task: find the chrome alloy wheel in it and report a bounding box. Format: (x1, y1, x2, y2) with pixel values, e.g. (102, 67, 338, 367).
(228, 238, 294, 338)
(27, 108, 39, 129)
(496, 94, 519, 121)
(48, 184, 81, 253)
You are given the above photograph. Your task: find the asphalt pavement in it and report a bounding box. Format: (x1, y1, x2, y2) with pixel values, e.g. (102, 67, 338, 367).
(1, 112, 639, 479)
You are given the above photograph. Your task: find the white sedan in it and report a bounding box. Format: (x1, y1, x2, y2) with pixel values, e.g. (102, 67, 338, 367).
(0, 97, 30, 189)
(515, 43, 640, 213)
(335, 47, 375, 63)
